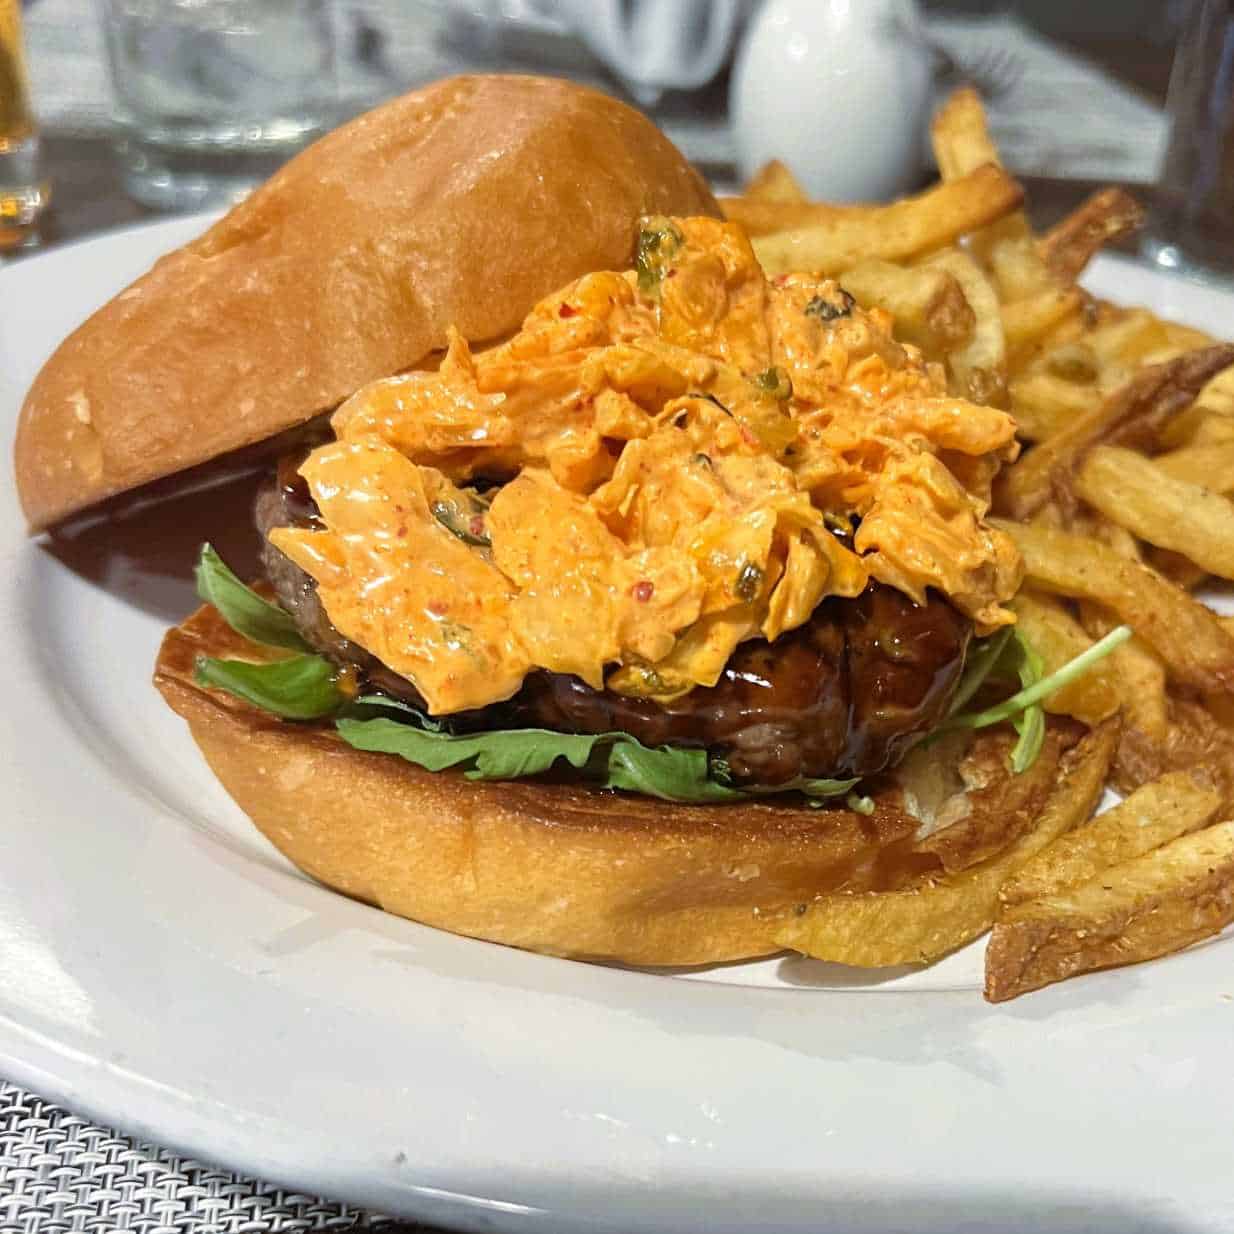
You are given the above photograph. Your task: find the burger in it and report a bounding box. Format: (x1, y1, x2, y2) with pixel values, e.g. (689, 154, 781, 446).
(15, 76, 1093, 965)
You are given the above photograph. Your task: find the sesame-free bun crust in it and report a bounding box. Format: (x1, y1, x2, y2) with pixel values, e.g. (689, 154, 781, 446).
(15, 75, 717, 531)
(154, 599, 1061, 966)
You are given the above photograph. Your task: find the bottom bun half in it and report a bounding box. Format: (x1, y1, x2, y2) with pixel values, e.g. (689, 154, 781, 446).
(154, 600, 1061, 965)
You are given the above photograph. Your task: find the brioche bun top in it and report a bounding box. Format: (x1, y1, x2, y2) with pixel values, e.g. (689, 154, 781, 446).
(15, 74, 718, 530)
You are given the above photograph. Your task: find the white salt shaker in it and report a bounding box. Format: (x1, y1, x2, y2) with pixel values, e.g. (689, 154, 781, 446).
(730, 0, 933, 202)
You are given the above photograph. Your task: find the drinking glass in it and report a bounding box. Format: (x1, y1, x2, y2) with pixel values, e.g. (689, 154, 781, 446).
(1142, 0, 1234, 279)
(98, 0, 338, 211)
(0, 0, 50, 250)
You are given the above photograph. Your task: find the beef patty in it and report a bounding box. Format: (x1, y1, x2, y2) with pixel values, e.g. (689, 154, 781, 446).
(256, 457, 971, 784)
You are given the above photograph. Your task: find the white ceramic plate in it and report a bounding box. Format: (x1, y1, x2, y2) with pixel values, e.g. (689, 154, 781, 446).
(3, 219, 1234, 1234)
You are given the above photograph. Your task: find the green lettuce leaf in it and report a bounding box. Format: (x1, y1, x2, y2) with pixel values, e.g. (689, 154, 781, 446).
(195, 543, 311, 653)
(942, 624, 1131, 771)
(335, 711, 856, 805)
(195, 654, 345, 720)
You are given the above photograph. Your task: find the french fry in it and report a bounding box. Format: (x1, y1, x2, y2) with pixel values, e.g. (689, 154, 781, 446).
(719, 197, 847, 237)
(995, 519, 1234, 693)
(1145, 546, 1209, 591)
(1086, 308, 1172, 373)
(1010, 590, 1120, 726)
(838, 259, 975, 355)
(1075, 445, 1234, 580)
(1079, 603, 1169, 744)
(987, 233, 1056, 301)
(985, 821, 1234, 1001)
(1008, 374, 1101, 441)
(1040, 188, 1145, 283)
(996, 345, 1234, 518)
(922, 247, 1007, 404)
(999, 771, 1221, 911)
(1114, 697, 1234, 812)
(931, 87, 1001, 180)
(1041, 341, 1099, 384)
(1195, 364, 1234, 416)
(1001, 286, 1085, 365)
(930, 88, 1049, 291)
(1152, 439, 1234, 494)
(775, 720, 1117, 967)
(743, 159, 808, 204)
(751, 164, 1024, 277)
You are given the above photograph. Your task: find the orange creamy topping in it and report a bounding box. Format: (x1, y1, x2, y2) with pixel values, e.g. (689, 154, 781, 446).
(270, 217, 1022, 714)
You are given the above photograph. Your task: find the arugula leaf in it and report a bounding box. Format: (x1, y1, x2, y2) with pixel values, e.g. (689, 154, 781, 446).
(946, 626, 1014, 717)
(335, 714, 856, 805)
(195, 654, 345, 720)
(942, 625, 1131, 770)
(195, 544, 311, 653)
(1007, 635, 1046, 774)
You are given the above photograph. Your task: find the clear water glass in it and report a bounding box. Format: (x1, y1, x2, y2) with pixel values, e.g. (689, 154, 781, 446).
(0, 0, 50, 250)
(99, 0, 338, 211)
(1143, 0, 1234, 280)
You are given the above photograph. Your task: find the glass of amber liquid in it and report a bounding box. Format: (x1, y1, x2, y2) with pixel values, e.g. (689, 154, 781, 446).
(0, 0, 49, 250)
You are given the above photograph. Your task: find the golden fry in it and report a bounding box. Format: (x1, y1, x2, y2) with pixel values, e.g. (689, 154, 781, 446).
(1076, 445, 1234, 580)
(1039, 188, 1145, 283)
(999, 771, 1221, 911)
(988, 233, 1057, 301)
(931, 87, 1001, 180)
(751, 164, 1024, 277)
(743, 158, 809, 204)
(839, 259, 975, 355)
(1001, 286, 1085, 365)
(1152, 439, 1234, 494)
(1079, 603, 1169, 743)
(985, 821, 1234, 1001)
(1010, 590, 1120, 725)
(995, 519, 1234, 693)
(775, 721, 1117, 967)
(996, 345, 1234, 519)
(1008, 374, 1101, 441)
(922, 247, 1007, 404)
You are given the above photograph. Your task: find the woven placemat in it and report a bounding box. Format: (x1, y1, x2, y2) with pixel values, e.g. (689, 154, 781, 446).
(0, 1079, 433, 1234)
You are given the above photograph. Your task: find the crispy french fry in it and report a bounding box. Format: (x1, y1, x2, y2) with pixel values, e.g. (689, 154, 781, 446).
(999, 771, 1221, 911)
(985, 821, 1234, 1001)
(1086, 308, 1172, 373)
(1040, 188, 1145, 283)
(1145, 546, 1209, 591)
(719, 198, 846, 237)
(1040, 341, 1100, 384)
(1196, 365, 1234, 416)
(922, 247, 1007, 404)
(931, 87, 1001, 180)
(996, 345, 1234, 518)
(743, 158, 809, 204)
(1010, 590, 1120, 725)
(1114, 697, 1234, 812)
(1008, 374, 1101, 441)
(775, 720, 1117, 967)
(1160, 319, 1218, 353)
(1079, 602, 1169, 743)
(995, 519, 1234, 693)
(1152, 439, 1234, 494)
(751, 164, 1024, 277)
(1075, 445, 1234, 580)
(839, 259, 975, 355)
(1002, 286, 1085, 365)
(987, 233, 1056, 301)
(929, 88, 1047, 287)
